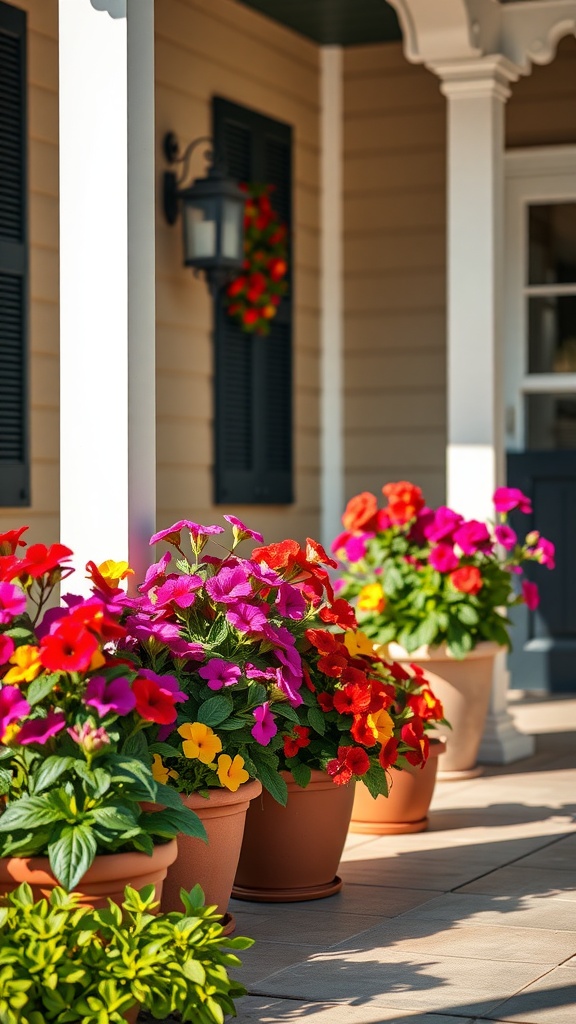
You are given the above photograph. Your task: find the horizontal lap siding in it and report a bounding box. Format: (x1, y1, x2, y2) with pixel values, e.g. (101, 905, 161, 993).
(343, 43, 447, 508)
(507, 35, 576, 148)
(155, 0, 321, 545)
(0, 0, 59, 544)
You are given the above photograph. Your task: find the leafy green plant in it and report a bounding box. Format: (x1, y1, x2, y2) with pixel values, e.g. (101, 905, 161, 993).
(0, 882, 252, 1024)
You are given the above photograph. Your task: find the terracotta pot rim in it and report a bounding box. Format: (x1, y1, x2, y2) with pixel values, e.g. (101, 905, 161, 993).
(428, 738, 447, 756)
(0, 838, 178, 883)
(181, 778, 262, 810)
(386, 640, 503, 662)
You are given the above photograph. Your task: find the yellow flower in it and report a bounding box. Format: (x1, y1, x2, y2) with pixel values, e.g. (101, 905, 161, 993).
(98, 559, 134, 585)
(216, 754, 249, 792)
(368, 708, 394, 745)
(151, 754, 179, 785)
(88, 649, 106, 672)
(4, 645, 43, 685)
(357, 583, 385, 613)
(1, 724, 21, 745)
(178, 722, 223, 764)
(344, 629, 376, 658)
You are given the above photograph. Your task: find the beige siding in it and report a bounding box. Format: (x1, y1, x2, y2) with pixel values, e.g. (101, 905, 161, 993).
(507, 35, 576, 148)
(0, 0, 59, 545)
(155, 0, 321, 545)
(343, 43, 447, 508)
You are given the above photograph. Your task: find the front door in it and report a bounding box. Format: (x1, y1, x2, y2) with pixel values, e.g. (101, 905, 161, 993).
(505, 149, 576, 692)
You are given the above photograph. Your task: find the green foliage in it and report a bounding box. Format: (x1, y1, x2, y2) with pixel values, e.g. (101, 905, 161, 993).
(0, 882, 253, 1024)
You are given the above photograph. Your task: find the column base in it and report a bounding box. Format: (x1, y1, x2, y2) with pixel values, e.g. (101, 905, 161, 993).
(478, 709, 536, 764)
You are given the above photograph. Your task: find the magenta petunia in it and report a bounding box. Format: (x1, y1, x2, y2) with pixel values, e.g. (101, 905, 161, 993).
(223, 515, 264, 544)
(534, 537, 555, 569)
(453, 520, 493, 556)
(424, 506, 463, 543)
(138, 668, 187, 703)
(249, 561, 283, 587)
(0, 685, 30, 742)
(251, 702, 278, 745)
(275, 583, 307, 620)
(154, 574, 202, 610)
(428, 543, 459, 573)
(150, 521, 224, 547)
(226, 602, 268, 634)
(495, 524, 517, 551)
(205, 566, 253, 605)
(84, 675, 136, 717)
(18, 709, 66, 745)
(199, 659, 241, 690)
(346, 533, 375, 563)
(493, 487, 532, 515)
(138, 551, 172, 594)
(0, 634, 15, 664)
(522, 579, 540, 610)
(0, 582, 26, 625)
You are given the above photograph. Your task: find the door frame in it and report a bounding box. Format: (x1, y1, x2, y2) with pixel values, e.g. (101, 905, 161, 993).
(504, 145, 576, 454)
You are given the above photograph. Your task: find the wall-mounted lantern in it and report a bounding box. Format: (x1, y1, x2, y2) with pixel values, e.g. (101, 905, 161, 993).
(163, 132, 245, 292)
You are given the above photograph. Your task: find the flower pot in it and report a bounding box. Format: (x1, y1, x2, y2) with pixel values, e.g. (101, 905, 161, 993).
(349, 739, 447, 834)
(232, 770, 355, 902)
(160, 779, 262, 933)
(387, 641, 501, 780)
(0, 840, 178, 909)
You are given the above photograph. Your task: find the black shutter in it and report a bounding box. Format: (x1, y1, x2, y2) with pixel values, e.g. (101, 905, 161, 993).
(0, 1, 28, 507)
(213, 97, 293, 504)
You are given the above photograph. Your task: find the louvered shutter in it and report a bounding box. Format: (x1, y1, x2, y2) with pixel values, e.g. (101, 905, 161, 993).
(0, 1, 28, 507)
(213, 97, 293, 504)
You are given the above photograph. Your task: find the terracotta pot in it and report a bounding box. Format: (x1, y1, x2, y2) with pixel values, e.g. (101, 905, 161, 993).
(0, 840, 178, 909)
(232, 770, 355, 902)
(387, 641, 501, 780)
(350, 739, 447, 834)
(160, 779, 262, 931)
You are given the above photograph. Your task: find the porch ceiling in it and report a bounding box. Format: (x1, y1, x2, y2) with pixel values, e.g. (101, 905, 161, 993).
(235, 0, 402, 46)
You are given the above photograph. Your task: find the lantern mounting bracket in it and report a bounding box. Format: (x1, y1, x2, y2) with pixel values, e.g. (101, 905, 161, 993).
(163, 132, 215, 225)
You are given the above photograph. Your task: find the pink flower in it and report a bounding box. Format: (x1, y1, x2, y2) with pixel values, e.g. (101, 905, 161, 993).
(84, 676, 136, 717)
(0, 685, 30, 742)
(453, 520, 493, 556)
(227, 602, 268, 634)
(199, 659, 241, 690)
(18, 709, 66, 745)
(0, 635, 15, 664)
(223, 515, 264, 544)
(424, 506, 463, 543)
(251, 702, 278, 745)
(493, 487, 532, 515)
(275, 583, 306, 620)
(150, 520, 224, 547)
(495, 524, 517, 551)
(534, 537, 555, 570)
(205, 567, 253, 605)
(138, 551, 172, 594)
(68, 720, 111, 752)
(0, 583, 26, 624)
(428, 544, 459, 573)
(154, 574, 202, 609)
(522, 580, 540, 610)
(346, 533, 375, 563)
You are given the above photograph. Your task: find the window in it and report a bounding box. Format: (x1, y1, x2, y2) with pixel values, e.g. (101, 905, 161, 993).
(212, 97, 293, 504)
(0, 0, 28, 506)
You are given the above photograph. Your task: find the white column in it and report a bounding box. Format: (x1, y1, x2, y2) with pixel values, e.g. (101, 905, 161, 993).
(59, 0, 156, 592)
(320, 46, 344, 551)
(437, 57, 534, 763)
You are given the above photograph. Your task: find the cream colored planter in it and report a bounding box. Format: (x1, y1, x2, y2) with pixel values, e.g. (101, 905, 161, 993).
(386, 641, 502, 780)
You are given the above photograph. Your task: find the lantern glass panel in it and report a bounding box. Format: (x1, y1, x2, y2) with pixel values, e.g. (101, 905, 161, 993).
(222, 197, 244, 260)
(182, 199, 217, 261)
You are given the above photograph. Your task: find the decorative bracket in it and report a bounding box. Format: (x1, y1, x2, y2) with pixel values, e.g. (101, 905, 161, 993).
(89, 0, 127, 19)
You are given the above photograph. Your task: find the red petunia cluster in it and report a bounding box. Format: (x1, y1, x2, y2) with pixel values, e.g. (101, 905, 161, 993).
(224, 184, 289, 336)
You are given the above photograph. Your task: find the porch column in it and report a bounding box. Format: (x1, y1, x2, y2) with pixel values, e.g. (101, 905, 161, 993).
(59, 0, 156, 592)
(435, 56, 534, 763)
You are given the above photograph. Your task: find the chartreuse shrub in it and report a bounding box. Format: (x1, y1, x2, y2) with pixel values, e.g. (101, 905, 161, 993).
(0, 882, 252, 1024)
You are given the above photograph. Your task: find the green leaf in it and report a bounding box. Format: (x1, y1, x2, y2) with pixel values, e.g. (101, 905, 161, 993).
(32, 756, 76, 794)
(90, 806, 139, 832)
(411, 613, 440, 650)
(217, 717, 248, 731)
(287, 760, 311, 789)
(27, 673, 61, 706)
(183, 959, 206, 985)
(121, 730, 149, 761)
(253, 761, 288, 806)
(307, 706, 325, 737)
(107, 755, 156, 800)
(206, 617, 230, 647)
(197, 695, 234, 728)
(273, 703, 300, 724)
(0, 766, 12, 796)
(149, 741, 180, 758)
(456, 603, 480, 626)
(361, 763, 389, 799)
(142, 806, 207, 842)
(48, 824, 97, 891)
(0, 795, 66, 832)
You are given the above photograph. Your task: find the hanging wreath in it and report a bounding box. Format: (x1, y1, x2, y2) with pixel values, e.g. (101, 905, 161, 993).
(224, 183, 289, 336)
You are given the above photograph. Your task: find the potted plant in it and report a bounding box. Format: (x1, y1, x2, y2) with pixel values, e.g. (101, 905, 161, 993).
(0, 880, 252, 1023)
(333, 482, 555, 779)
(0, 528, 205, 905)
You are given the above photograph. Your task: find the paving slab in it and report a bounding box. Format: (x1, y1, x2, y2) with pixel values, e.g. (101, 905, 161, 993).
(457, 863, 576, 901)
(396, 892, 576, 932)
(235, 996, 476, 1024)
(485, 964, 576, 1024)
(231, 884, 439, 920)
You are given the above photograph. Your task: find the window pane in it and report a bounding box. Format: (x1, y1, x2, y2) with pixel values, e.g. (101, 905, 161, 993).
(526, 394, 576, 450)
(528, 295, 576, 373)
(528, 203, 576, 286)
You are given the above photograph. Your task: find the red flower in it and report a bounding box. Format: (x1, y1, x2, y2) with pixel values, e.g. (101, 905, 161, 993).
(351, 714, 378, 747)
(0, 527, 28, 556)
(302, 662, 315, 692)
(305, 538, 337, 570)
(317, 653, 348, 678)
(407, 688, 444, 721)
(346, 746, 370, 776)
(382, 481, 425, 524)
(379, 736, 399, 770)
(401, 718, 429, 766)
(283, 725, 311, 758)
(342, 492, 378, 532)
(252, 539, 301, 571)
(305, 629, 342, 655)
(368, 681, 395, 713)
(317, 692, 334, 712)
(327, 745, 370, 784)
(333, 683, 371, 716)
(17, 543, 74, 580)
(319, 598, 357, 630)
(40, 619, 99, 673)
(268, 257, 287, 281)
(0, 555, 20, 583)
(242, 308, 260, 327)
(132, 676, 179, 725)
(449, 565, 483, 595)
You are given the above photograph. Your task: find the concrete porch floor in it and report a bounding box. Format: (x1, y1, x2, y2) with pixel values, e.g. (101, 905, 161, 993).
(230, 695, 576, 1024)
